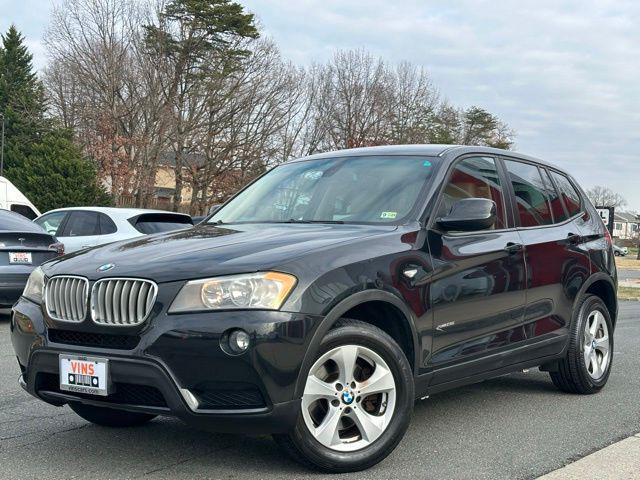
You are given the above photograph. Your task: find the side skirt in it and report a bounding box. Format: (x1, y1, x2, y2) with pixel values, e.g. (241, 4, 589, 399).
(414, 335, 568, 399)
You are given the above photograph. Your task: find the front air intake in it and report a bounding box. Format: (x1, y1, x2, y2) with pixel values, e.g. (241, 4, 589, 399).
(90, 278, 157, 326)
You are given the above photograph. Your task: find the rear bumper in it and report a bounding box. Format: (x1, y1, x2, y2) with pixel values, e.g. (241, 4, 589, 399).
(0, 271, 31, 307)
(11, 296, 323, 434)
(0, 284, 26, 307)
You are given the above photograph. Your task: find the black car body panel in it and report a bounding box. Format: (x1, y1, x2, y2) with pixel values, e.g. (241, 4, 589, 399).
(0, 210, 60, 307)
(11, 145, 617, 434)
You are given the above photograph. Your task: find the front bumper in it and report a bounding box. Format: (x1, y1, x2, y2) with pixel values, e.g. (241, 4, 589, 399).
(11, 296, 323, 434)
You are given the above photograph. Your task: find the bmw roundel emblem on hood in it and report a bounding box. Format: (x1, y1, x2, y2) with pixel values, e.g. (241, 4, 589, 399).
(97, 263, 115, 272)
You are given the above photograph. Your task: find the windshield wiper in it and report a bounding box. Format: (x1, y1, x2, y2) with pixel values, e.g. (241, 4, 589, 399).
(281, 219, 345, 224)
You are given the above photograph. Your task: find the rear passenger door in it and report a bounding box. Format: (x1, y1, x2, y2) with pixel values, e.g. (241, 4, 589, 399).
(501, 158, 591, 350)
(58, 211, 102, 252)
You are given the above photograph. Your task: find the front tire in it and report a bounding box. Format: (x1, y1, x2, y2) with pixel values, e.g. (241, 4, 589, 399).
(550, 294, 613, 394)
(274, 319, 414, 472)
(69, 402, 157, 427)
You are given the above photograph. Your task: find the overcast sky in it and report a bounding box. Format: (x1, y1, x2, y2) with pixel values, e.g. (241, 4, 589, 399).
(2, 0, 639, 210)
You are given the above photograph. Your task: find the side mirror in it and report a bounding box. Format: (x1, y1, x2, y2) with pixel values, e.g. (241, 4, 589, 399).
(437, 198, 497, 232)
(208, 204, 222, 215)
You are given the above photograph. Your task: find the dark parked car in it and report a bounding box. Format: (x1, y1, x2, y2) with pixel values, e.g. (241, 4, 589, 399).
(0, 209, 63, 307)
(11, 145, 617, 472)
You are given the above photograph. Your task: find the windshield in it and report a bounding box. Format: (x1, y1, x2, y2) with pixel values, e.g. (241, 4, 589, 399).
(210, 155, 440, 225)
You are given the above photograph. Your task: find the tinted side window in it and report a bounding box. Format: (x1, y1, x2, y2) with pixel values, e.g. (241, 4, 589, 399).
(61, 211, 100, 237)
(550, 171, 582, 217)
(34, 211, 68, 236)
(540, 169, 568, 223)
(438, 156, 506, 230)
(504, 160, 553, 227)
(11, 204, 38, 220)
(98, 213, 117, 234)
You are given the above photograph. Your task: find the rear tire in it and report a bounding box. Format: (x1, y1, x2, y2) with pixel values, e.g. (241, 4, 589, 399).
(69, 402, 156, 427)
(550, 294, 613, 394)
(274, 319, 414, 472)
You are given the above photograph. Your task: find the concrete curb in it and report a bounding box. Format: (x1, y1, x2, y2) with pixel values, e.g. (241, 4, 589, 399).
(538, 434, 640, 479)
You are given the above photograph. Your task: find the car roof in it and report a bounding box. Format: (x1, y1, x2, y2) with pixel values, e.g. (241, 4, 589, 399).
(38, 206, 191, 220)
(0, 209, 48, 233)
(287, 144, 562, 170)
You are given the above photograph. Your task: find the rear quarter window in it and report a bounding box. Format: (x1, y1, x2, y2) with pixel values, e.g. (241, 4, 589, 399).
(550, 171, 582, 217)
(98, 213, 118, 234)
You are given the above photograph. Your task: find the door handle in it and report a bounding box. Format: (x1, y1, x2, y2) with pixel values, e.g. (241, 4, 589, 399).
(567, 233, 582, 245)
(504, 242, 524, 255)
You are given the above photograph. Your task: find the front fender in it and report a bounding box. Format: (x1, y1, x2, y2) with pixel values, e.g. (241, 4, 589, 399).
(293, 289, 419, 399)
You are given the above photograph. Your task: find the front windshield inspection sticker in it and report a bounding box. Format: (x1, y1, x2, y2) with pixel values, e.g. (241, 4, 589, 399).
(423, 160, 432, 167)
(380, 211, 397, 219)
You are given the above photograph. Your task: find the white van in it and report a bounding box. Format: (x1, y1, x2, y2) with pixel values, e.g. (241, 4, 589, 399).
(0, 176, 40, 220)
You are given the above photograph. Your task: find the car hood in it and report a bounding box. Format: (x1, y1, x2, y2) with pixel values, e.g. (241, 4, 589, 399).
(44, 223, 397, 283)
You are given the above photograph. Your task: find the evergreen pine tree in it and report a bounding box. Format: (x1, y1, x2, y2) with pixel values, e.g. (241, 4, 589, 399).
(0, 25, 111, 210)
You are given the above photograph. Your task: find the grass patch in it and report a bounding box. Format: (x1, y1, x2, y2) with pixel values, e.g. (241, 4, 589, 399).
(618, 287, 640, 301)
(616, 256, 640, 269)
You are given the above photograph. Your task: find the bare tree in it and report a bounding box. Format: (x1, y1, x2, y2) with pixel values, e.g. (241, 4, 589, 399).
(586, 186, 627, 208)
(41, 4, 516, 213)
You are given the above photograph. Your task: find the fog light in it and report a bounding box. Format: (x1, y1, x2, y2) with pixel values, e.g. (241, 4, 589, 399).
(222, 329, 251, 355)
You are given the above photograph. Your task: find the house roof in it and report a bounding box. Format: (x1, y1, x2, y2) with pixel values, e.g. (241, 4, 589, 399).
(614, 211, 639, 223)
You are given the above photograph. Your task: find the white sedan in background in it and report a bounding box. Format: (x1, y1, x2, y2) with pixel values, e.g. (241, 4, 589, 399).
(34, 207, 193, 253)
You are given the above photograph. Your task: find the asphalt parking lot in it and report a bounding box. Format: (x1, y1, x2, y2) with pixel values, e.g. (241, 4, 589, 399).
(1, 302, 639, 480)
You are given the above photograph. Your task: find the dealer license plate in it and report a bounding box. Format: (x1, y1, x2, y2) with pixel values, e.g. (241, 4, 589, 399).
(59, 355, 109, 396)
(9, 252, 32, 264)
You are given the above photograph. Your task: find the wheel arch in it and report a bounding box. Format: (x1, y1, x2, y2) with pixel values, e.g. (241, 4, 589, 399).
(295, 290, 419, 398)
(577, 273, 618, 327)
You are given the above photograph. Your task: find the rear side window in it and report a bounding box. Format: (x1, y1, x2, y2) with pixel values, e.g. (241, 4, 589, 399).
(98, 213, 117, 234)
(61, 211, 100, 236)
(550, 171, 582, 217)
(504, 160, 553, 227)
(540, 169, 568, 223)
(131, 214, 193, 234)
(34, 211, 68, 236)
(437, 156, 506, 230)
(11, 204, 38, 220)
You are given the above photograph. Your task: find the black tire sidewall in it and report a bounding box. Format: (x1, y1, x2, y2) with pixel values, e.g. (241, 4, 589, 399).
(289, 321, 414, 472)
(573, 296, 614, 390)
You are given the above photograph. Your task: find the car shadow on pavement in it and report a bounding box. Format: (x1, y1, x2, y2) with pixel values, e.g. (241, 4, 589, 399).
(10, 372, 562, 478)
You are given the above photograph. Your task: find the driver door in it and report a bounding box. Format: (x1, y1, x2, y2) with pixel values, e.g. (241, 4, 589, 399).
(425, 156, 527, 383)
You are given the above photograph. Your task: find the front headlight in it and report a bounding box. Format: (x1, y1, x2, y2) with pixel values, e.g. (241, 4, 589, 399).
(23, 267, 45, 304)
(169, 272, 297, 313)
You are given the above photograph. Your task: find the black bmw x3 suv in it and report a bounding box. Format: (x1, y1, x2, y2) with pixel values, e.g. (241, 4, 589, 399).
(11, 145, 617, 472)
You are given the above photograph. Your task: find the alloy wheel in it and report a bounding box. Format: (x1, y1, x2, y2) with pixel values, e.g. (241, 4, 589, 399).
(301, 344, 397, 452)
(583, 310, 611, 380)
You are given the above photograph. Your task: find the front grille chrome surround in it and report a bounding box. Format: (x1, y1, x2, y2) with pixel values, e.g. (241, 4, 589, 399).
(44, 275, 89, 323)
(90, 278, 157, 327)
